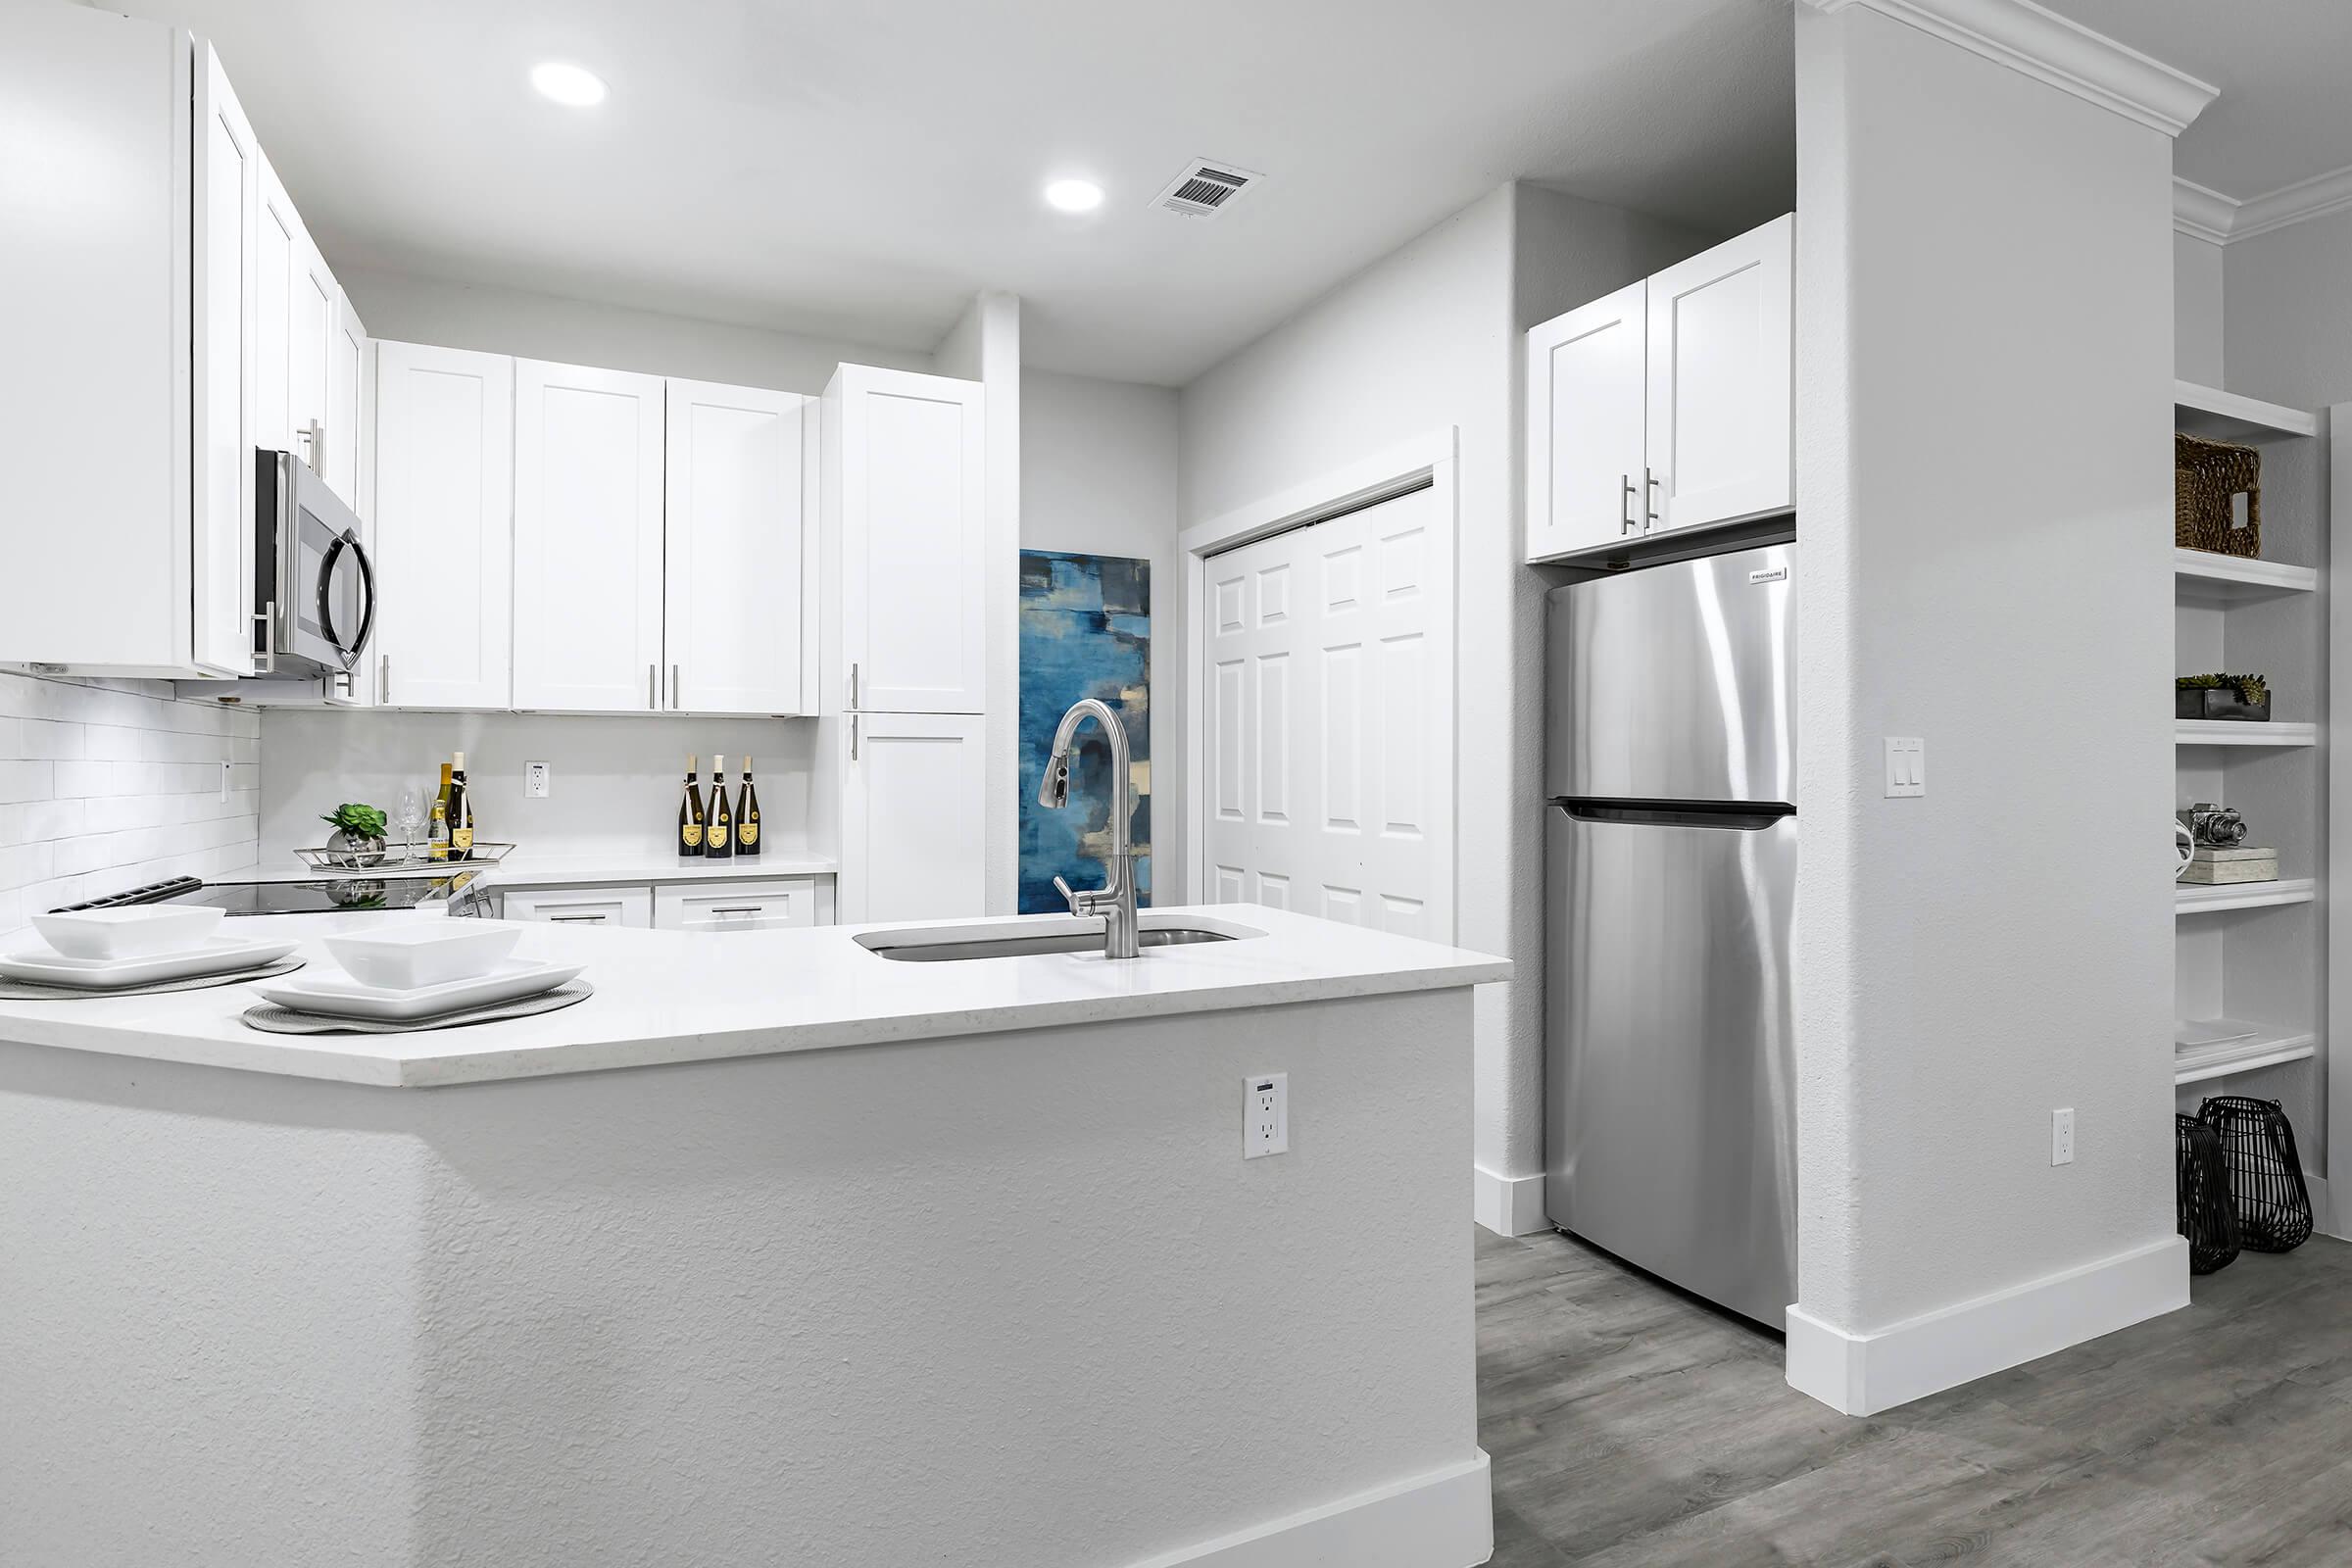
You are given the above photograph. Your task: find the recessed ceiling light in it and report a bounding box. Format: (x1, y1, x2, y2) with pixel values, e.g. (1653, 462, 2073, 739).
(1044, 178, 1104, 214)
(530, 62, 608, 108)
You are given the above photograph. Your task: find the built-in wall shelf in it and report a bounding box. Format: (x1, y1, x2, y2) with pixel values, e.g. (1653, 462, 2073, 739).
(2177, 877, 2317, 915)
(2176, 719, 2319, 748)
(2175, 1029, 2318, 1087)
(2175, 549, 2320, 604)
(2176, 380, 2320, 444)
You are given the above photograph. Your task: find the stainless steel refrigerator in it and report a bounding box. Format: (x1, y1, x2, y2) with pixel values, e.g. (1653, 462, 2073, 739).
(1543, 541, 1796, 1329)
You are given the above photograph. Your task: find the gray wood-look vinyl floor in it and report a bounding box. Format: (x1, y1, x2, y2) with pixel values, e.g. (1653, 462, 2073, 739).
(1476, 1224, 2352, 1567)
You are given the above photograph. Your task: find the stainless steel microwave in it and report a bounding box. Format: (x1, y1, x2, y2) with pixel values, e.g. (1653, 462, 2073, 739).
(252, 448, 374, 677)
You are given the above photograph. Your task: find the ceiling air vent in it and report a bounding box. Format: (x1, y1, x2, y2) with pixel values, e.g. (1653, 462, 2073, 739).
(1154, 160, 1264, 219)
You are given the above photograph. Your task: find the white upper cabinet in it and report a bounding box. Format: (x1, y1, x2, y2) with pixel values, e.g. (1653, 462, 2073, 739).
(838, 711, 986, 922)
(512, 361, 666, 712)
(191, 43, 259, 678)
(1524, 213, 1792, 563)
(1644, 214, 1792, 536)
(663, 379, 811, 715)
(825, 366, 987, 713)
(373, 342, 514, 710)
(327, 291, 368, 512)
(289, 233, 336, 493)
(1525, 280, 1647, 562)
(253, 158, 298, 459)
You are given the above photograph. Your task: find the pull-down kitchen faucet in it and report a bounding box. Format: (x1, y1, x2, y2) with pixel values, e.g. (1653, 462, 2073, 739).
(1036, 697, 1140, 959)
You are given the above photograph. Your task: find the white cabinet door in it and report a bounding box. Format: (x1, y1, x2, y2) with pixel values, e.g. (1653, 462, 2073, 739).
(841, 712, 985, 922)
(372, 341, 514, 709)
(191, 43, 257, 676)
(1524, 279, 1646, 563)
(653, 879, 820, 931)
(289, 233, 336, 492)
(828, 367, 986, 713)
(514, 360, 665, 712)
(500, 886, 653, 928)
(253, 157, 298, 459)
(664, 379, 809, 714)
(327, 291, 368, 514)
(1644, 213, 1792, 534)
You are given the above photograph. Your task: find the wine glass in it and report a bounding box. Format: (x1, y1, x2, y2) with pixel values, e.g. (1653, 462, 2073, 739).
(393, 787, 423, 863)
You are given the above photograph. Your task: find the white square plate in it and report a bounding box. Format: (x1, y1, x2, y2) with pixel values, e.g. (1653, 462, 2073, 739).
(252, 959, 584, 1022)
(31, 906, 226, 960)
(0, 936, 299, 991)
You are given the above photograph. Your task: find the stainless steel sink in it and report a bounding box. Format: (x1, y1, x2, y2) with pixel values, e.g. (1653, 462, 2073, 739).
(857, 924, 1244, 962)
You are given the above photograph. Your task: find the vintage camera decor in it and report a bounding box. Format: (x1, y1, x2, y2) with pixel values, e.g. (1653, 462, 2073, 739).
(2180, 802, 2248, 849)
(2177, 802, 2277, 887)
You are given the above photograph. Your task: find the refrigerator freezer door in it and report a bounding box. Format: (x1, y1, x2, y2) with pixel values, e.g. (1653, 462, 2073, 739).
(1544, 543, 1794, 805)
(1544, 801, 1796, 1327)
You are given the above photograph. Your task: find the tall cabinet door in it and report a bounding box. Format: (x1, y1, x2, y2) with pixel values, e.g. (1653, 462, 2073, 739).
(1643, 213, 1792, 535)
(326, 292, 368, 514)
(829, 366, 986, 713)
(663, 379, 809, 715)
(252, 158, 298, 458)
(289, 234, 336, 493)
(1525, 279, 1646, 564)
(841, 711, 986, 922)
(372, 342, 513, 709)
(191, 44, 257, 676)
(513, 360, 665, 712)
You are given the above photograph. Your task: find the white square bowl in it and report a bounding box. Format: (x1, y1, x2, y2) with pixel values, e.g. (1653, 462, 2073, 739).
(324, 922, 521, 992)
(30, 906, 227, 960)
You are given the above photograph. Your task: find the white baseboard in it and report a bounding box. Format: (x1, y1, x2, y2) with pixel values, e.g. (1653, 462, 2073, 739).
(1123, 1451, 1493, 1568)
(1786, 1235, 2189, 1416)
(2306, 1174, 2335, 1240)
(1473, 1165, 1549, 1237)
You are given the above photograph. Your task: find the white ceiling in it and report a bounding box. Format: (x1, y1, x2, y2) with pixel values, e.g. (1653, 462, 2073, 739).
(119, 0, 1793, 386)
(2043, 0, 2352, 201)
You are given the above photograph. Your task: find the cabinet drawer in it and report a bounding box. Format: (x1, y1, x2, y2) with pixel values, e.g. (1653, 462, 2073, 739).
(653, 879, 819, 932)
(500, 885, 653, 928)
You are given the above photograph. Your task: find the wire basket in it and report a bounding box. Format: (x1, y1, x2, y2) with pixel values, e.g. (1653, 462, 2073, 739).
(2176, 432, 2262, 558)
(2196, 1096, 2313, 1252)
(2175, 1113, 2240, 1275)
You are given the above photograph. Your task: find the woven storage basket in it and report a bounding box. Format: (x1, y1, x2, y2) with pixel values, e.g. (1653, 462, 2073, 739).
(2175, 1113, 2240, 1275)
(2176, 432, 2261, 558)
(2197, 1095, 2313, 1252)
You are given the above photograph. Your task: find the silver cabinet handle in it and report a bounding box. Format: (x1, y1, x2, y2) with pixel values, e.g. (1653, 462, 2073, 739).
(710, 906, 763, 918)
(254, 605, 276, 674)
(671, 662, 680, 710)
(850, 662, 859, 710)
(1644, 467, 1661, 529)
(648, 662, 657, 710)
(851, 714, 859, 761)
(549, 914, 604, 924)
(378, 653, 389, 704)
(1620, 473, 1638, 536)
(298, 418, 324, 471)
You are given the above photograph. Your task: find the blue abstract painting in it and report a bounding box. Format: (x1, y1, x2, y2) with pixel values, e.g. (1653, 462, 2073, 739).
(1019, 551, 1150, 914)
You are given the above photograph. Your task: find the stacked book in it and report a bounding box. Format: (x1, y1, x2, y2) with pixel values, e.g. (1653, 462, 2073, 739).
(2181, 845, 2279, 885)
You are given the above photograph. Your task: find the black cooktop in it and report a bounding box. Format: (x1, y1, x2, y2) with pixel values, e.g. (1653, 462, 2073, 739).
(56, 873, 482, 916)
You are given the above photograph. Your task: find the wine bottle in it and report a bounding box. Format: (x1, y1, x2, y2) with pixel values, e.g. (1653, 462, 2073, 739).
(737, 755, 760, 858)
(447, 752, 475, 860)
(708, 755, 735, 859)
(429, 762, 453, 862)
(677, 755, 706, 858)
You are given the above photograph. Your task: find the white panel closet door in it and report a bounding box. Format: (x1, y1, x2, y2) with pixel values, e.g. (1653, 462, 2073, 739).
(513, 360, 665, 712)
(1200, 485, 1450, 939)
(664, 379, 808, 714)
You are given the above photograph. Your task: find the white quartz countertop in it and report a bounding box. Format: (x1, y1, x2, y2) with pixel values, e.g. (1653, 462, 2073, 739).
(0, 905, 1508, 1089)
(232, 848, 838, 886)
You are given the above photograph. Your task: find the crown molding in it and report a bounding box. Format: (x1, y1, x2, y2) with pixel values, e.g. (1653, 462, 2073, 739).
(2172, 177, 2237, 245)
(1798, 0, 2217, 137)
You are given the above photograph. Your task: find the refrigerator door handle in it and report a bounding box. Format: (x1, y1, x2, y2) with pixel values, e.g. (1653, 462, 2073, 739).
(1560, 800, 1792, 831)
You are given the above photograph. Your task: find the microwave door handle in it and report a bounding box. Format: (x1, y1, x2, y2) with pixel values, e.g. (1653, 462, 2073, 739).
(318, 529, 377, 662)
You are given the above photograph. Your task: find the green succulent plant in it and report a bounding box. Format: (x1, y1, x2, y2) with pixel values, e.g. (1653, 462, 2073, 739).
(2177, 672, 2271, 706)
(318, 803, 389, 839)
(2177, 674, 2226, 690)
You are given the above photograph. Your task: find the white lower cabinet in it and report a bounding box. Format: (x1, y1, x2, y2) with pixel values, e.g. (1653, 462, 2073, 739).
(839, 711, 986, 923)
(653, 879, 822, 931)
(499, 886, 653, 928)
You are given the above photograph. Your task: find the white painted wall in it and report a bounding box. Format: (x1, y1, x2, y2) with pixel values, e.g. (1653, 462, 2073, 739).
(0, 674, 260, 929)
(1792, 0, 2179, 1358)
(1021, 369, 1182, 892)
(1175, 181, 1709, 1221)
(340, 266, 930, 394)
(259, 710, 816, 864)
(1, 988, 1487, 1567)
(2175, 231, 2225, 385)
(2227, 209, 2352, 411)
(934, 293, 1023, 913)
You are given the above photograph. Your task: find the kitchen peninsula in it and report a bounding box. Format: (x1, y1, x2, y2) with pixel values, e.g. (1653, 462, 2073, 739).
(0, 906, 1506, 1568)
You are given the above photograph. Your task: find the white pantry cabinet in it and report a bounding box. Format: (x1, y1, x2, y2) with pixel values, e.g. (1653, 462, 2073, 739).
(1524, 213, 1792, 563)
(372, 342, 514, 710)
(512, 361, 665, 712)
(0, 11, 254, 675)
(663, 380, 812, 715)
(835, 711, 986, 923)
(824, 366, 987, 713)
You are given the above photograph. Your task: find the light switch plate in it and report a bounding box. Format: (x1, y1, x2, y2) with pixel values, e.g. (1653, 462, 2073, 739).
(1885, 737, 1926, 798)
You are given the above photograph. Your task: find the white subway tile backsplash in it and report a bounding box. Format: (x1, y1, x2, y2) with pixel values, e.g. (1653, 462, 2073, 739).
(0, 672, 258, 928)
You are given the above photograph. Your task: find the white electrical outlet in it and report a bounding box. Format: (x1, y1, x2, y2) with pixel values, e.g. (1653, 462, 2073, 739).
(1245, 1073, 1289, 1158)
(2052, 1107, 2076, 1166)
(525, 761, 552, 799)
